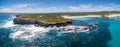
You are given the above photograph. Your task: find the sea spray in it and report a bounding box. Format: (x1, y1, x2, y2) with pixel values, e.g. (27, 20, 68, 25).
(9, 25, 50, 41)
(9, 25, 62, 41)
(0, 20, 17, 28)
(0, 15, 17, 28)
(9, 25, 91, 41)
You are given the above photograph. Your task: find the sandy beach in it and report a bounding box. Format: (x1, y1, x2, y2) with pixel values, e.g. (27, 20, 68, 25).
(107, 14, 120, 17)
(62, 14, 120, 19)
(62, 15, 101, 19)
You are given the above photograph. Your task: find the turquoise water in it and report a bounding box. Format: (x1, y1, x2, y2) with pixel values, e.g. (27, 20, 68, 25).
(0, 14, 120, 47)
(73, 17, 120, 47)
(108, 20, 120, 47)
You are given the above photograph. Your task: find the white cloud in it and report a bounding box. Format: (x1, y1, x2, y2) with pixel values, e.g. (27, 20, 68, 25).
(0, 4, 120, 13)
(69, 4, 120, 12)
(13, 3, 35, 8)
(13, 4, 29, 8)
(0, 8, 13, 12)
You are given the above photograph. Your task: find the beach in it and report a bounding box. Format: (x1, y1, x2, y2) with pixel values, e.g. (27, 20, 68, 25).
(62, 14, 120, 19)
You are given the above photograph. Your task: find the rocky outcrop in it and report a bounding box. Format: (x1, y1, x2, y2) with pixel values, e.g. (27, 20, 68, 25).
(13, 15, 72, 27)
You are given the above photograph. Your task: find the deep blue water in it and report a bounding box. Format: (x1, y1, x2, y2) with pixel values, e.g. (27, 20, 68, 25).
(0, 14, 120, 47)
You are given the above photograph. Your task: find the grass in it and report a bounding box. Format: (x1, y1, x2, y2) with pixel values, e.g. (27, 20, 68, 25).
(18, 14, 71, 24)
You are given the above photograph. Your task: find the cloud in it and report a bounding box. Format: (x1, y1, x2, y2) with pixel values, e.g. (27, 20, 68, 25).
(0, 4, 120, 13)
(13, 4, 29, 8)
(13, 3, 35, 8)
(69, 4, 120, 12)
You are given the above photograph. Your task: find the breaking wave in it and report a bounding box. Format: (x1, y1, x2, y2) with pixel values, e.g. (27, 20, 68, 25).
(0, 20, 16, 28)
(0, 15, 17, 28)
(9, 25, 50, 41)
(9, 25, 91, 41)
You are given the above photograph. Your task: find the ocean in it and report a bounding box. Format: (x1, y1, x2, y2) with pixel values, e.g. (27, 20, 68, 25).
(0, 13, 120, 47)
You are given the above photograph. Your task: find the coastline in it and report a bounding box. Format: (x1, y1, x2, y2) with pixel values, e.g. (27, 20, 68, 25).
(62, 14, 120, 19)
(62, 15, 101, 19)
(107, 14, 120, 17)
(13, 14, 120, 27)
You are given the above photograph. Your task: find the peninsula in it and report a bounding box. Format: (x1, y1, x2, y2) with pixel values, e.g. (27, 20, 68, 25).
(13, 11, 120, 27)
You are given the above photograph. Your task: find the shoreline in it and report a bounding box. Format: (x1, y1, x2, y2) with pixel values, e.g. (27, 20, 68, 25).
(107, 14, 120, 17)
(62, 14, 120, 19)
(62, 15, 101, 19)
(13, 13, 120, 27)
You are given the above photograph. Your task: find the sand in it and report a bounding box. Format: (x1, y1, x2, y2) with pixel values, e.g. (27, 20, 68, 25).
(62, 14, 120, 19)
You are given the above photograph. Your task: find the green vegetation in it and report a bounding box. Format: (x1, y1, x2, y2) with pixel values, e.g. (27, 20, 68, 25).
(18, 14, 71, 24)
(17, 11, 120, 23)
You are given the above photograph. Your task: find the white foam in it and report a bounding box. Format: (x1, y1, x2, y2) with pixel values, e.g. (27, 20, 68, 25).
(9, 25, 91, 41)
(0, 20, 16, 28)
(0, 16, 17, 28)
(9, 25, 50, 41)
(59, 25, 90, 33)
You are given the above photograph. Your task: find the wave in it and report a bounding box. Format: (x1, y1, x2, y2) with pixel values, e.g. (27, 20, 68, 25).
(0, 16, 17, 28)
(9, 24, 91, 41)
(9, 25, 50, 41)
(0, 20, 17, 28)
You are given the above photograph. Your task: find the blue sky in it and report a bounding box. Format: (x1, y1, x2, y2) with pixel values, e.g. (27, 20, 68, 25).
(0, 0, 120, 13)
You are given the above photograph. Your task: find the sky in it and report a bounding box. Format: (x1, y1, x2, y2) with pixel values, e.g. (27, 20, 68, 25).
(0, 0, 120, 13)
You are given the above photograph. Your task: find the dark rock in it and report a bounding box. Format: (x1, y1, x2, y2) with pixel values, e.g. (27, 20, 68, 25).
(15, 15, 21, 17)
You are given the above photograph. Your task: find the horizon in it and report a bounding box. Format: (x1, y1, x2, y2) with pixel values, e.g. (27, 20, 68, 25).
(0, 0, 120, 13)
(0, 11, 120, 14)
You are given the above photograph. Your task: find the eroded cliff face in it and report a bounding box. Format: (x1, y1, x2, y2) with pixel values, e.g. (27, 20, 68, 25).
(13, 15, 72, 27)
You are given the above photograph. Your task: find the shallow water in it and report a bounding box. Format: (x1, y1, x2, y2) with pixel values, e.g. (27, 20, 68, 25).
(0, 14, 120, 47)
